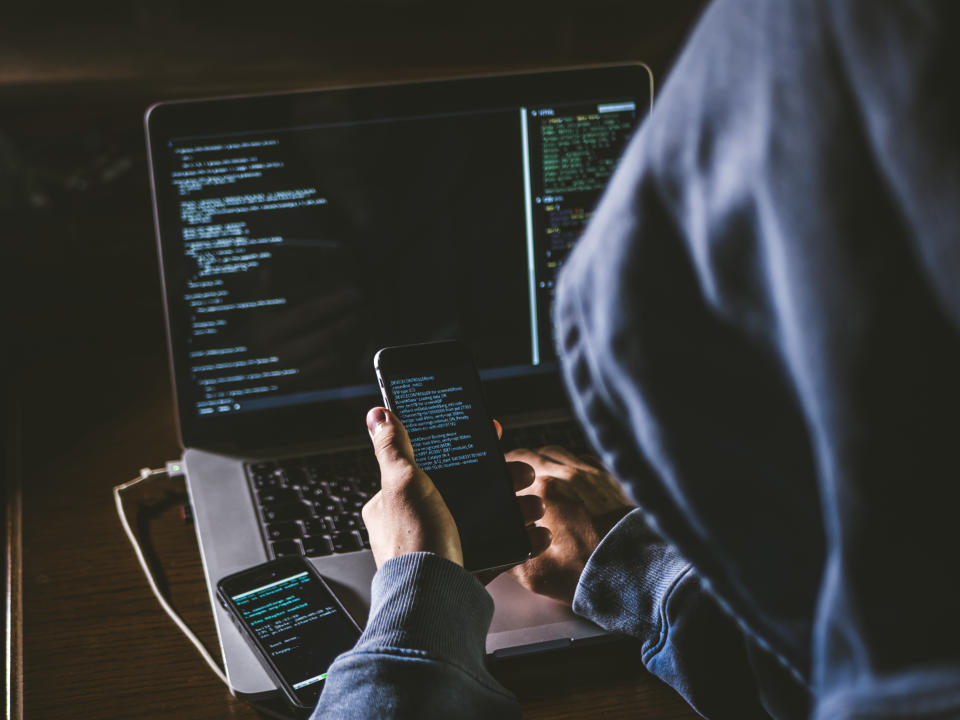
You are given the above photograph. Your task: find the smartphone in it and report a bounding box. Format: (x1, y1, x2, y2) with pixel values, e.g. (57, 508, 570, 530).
(373, 340, 532, 573)
(217, 556, 361, 709)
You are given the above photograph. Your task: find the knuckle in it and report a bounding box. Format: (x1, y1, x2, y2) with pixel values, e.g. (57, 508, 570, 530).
(372, 425, 393, 451)
(528, 577, 548, 594)
(390, 462, 418, 488)
(374, 435, 402, 464)
(360, 494, 379, 521)
(531, 474, 551, 492)
(529, 482, 550, 502)
(570, 470, 590, 488)
(538, 475, 559, 496)
(525, 566, 553, 595)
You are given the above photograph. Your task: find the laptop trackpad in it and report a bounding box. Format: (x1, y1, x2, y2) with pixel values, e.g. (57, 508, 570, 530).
(486, 572, 606, 653)
(314, 553, 605, 656)
(310, 552, 377, 628)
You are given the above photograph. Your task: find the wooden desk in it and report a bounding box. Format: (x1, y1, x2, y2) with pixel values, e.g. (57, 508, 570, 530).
(3, 5, 708, 716)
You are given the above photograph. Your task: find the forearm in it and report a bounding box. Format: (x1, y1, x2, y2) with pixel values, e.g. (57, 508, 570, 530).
(575, 511, 802, 719)
(313, 553, 520, 720)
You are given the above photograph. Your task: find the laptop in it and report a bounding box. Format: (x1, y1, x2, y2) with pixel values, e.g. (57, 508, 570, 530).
(145, 64, 653, 698)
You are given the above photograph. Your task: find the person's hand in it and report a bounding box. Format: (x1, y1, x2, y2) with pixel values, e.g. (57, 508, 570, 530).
(505, 445, 635, 604)
(361, 407, 550, 569)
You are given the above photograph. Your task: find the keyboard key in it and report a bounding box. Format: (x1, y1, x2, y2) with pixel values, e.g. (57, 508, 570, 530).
(253, 474, 283, 490)
(341, 487, 367, 502)
(265, 521, 302, 540)
(329, 513, 359, 532)
(356, 477, 380, 494)
(315, 500, 342, 516)
(332, 480, 355, 495)
(262, 502, 312, 523)
(331, 531, 362, 553)
(302, 535, 335, 557)
(303, 518, 332, 536)
(257, 487, 300, 505)
(250, 462, 278, 479)
(280, 464, 308, 487)
(271, 539, 302, 557)
(302, 485, 330, 501)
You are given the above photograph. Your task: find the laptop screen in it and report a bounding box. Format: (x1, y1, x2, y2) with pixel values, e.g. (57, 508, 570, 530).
(147, 65, 651, 450)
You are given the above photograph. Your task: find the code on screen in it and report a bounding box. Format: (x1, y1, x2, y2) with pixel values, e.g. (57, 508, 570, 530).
(230, 570, 357, 693)
(389, 375, 487, 474)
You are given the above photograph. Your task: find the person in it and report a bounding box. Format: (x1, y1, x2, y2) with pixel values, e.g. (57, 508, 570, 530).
(314, 0, 960, 717)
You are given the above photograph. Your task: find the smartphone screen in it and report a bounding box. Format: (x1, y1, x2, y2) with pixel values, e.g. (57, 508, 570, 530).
(218, 558, 361, 709)
(374, 341, 531, 572)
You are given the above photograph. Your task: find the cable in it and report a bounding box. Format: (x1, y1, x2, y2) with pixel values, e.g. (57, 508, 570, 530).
(115, 467, 303, 720)
(113, 467, 230, 686)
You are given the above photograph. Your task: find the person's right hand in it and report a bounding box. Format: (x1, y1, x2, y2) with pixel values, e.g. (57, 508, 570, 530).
(505, 445, 635, 605)
(361, 407, 551, 571)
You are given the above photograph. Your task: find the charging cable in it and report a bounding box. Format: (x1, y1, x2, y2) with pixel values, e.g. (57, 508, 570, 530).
(113, 467, 230, 685)
(115, 467, 305, 720)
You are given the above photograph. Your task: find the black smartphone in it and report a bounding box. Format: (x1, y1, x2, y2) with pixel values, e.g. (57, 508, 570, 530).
(373, 340, 532, 573)
(216, 557, 361, 710)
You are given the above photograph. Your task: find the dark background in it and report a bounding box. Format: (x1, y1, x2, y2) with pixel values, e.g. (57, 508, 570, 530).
(2, 2, 709, 718)
(1, 0, 707, 379)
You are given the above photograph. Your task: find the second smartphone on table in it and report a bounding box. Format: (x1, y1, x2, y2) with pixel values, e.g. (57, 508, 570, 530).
(217, 556, 362, 710)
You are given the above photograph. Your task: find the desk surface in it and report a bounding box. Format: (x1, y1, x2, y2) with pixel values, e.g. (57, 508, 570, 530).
(4, 6, 707, 716)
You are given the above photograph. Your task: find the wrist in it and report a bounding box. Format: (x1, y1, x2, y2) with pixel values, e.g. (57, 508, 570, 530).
(358, 552, 494, 673)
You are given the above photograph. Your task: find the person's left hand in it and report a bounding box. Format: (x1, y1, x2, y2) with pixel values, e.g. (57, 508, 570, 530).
(361, 407, 551, 570)
(505, 446, 635, 604)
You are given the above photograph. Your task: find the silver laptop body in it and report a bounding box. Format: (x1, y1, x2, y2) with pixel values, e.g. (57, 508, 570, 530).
(146, 64, 652, 697)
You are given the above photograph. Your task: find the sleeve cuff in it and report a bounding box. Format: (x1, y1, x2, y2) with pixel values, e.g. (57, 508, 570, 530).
(356, 552, 494, 674)
(573, 509, 692, 640)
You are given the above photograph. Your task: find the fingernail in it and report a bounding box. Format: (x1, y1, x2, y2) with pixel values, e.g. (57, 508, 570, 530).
(366, 407, 387, 436)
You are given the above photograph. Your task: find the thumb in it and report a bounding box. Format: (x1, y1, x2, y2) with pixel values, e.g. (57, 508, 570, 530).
(366, 407, 418, 487)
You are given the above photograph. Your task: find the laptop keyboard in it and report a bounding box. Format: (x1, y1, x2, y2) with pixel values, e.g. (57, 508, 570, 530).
(246, 419, 592, 560)
(247, 449, 379, 559)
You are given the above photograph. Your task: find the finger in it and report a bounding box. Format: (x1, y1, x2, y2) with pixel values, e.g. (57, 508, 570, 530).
(507, 460, 535, 491)
(505, 447, 563, 474)
(477, 525, 552, 587)
(366, 407, 418, 488)
(506, 448, 576, 486)
(515, 493, 545, 525)
(493, 418, 503, 439)
(537, 444, 599, 472)
(579, 453, 607, 470)
(525, 525, 552, 558)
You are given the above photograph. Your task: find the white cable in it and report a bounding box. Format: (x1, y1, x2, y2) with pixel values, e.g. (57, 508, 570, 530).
(115, 468, 301, 719)
(113, 467, 230, 687)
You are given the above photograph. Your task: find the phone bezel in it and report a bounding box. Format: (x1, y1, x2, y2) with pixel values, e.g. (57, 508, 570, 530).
(216, 556, 361, 709)
(374, 340, 533, 573)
